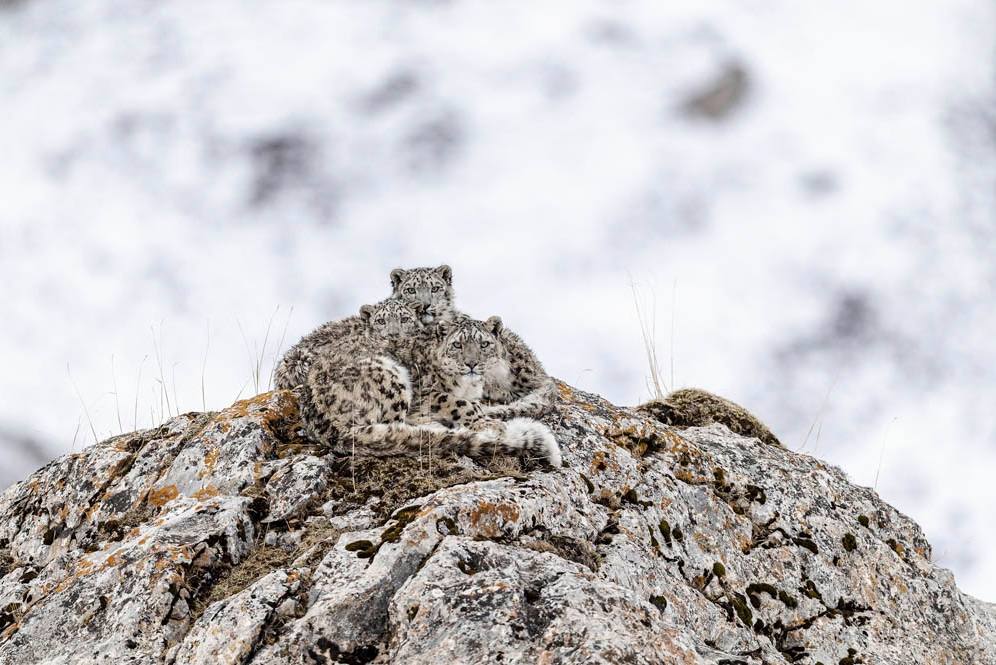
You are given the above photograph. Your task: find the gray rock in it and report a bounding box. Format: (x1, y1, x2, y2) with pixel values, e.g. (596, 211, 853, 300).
(0, 385, 991, 664)
(263, 456, 332, 524)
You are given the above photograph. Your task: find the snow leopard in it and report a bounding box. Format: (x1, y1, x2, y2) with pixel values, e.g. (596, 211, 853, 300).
(390, 264, 456, 325)
(274, 318, 362, 392)
(407, 315, 561, 466)
(273, 298, 428, 390)
(389, 265, 556, 419)
(298, 300, 561, 465)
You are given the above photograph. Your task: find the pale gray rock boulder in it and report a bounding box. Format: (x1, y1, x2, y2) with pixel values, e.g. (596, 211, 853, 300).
(0, 385, 992, 664)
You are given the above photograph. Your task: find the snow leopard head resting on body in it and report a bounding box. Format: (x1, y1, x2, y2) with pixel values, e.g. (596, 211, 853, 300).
(389, 265, 454, 324)
(432, 316, 506, 396)
(359, 298, 425, 340)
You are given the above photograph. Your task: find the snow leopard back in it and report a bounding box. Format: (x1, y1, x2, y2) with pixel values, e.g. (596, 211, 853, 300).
(274, 297, 424, 390)
(296, 298, 423, 444)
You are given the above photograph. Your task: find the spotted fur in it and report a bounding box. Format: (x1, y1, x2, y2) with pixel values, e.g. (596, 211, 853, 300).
(296, 300, 558, 465)
(274, 298, 424, 390)
(389, 265, 555, 418)
(409, 315, 506, 427)
(389, 265, 455, 325)
(408, 317, 561, 466)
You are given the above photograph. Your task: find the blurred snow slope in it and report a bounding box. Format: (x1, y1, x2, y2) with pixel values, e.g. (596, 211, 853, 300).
(1, 1, 994, 598)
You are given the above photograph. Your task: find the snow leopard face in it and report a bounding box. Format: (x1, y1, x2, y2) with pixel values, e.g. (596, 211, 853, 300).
(390, 265, 454, 324)
(433, 316, 506, 394)
(359, 298, 424, 340)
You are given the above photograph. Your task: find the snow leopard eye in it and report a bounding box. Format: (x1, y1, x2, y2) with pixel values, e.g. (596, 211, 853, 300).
(452, 341, 462, 349)
(376, 318, 386, 325)
(431, 286, 441, 293)
(480, 341, 490, 348)
(405, 287, 416, 295)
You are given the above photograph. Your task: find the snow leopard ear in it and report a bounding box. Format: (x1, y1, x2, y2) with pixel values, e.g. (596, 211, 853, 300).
(359, 304, 376, 321)
(435, 264, 452, 285)
(435, 319, 453, 338)
(390, 268, 407, 290)
(484, 316, 503, 336)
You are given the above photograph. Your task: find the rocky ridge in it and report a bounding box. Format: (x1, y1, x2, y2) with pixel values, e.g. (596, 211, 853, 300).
(0, 384, 993, 664)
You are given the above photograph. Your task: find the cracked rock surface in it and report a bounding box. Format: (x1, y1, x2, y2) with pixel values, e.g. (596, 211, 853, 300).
(0, 385, 993, 664)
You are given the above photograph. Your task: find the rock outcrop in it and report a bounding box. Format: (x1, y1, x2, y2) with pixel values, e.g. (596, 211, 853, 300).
(0, 384, 993, 664)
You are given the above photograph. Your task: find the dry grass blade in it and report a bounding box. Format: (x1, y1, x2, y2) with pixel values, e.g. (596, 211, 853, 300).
(237, 308, 281, 396)
(269, 305, 295, 391)
(236, 317, 258, 395)
(67, 364, 98, 445)
(151, 322, 173, 419)
(232, 376, 252, 403)
(670, 279, 677, 391)
(111, 355, 123, 434)
(874, 416, 897, 490)
(256, 305, 280, 394)
(133, 355, 148, 432)
(201, 320, 211, 412)
(70, 417, 82, 453)
(630, 280, 668, 400)
(798, 372, 839, 452)
(171, 361, 181, 416)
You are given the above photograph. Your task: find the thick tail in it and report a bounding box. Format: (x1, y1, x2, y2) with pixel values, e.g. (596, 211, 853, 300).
(342, 422, 496, 458)
(344, 418, 561, 467)
(498, 418, 561, 467)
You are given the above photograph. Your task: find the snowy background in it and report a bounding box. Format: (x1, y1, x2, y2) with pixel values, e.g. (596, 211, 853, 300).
(1, 0, 994, 599)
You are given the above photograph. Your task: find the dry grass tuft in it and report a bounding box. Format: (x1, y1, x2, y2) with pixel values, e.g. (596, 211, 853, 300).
(629, 279, 676, 401)
(191, 519, 340, 620)
(326, 453, 526, 521)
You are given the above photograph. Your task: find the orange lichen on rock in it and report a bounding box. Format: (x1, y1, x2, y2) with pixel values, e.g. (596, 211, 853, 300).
(74, 558, 96, 578)
(590, 450, 620, 475)
(223, 391, 298, 426)
(661, 429, 696, 456)
(603, 421, 661, 457)
(556, 382, 574, 401)
(198, 448, 220, 479)
(673, 468, 698, 484)
(192, 485, 220, 501)
(468, 501, 521, 538)
(147, 485, 180, 507)
(206, 391, 300, 460)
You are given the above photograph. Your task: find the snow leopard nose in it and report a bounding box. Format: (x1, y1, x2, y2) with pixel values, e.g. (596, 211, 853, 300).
(466, 361, 478, 372)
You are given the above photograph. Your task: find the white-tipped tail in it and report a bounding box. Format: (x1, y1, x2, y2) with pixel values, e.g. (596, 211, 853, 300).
(502, 418, 562, 467)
